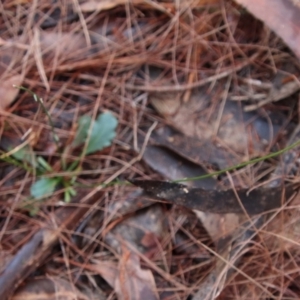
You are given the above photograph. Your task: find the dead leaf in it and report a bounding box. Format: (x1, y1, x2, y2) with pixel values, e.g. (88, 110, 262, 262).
(78, 189, 154, 249)
(12, 277, 88, 300)
(80, 0, 140, 12)
(234, 0, 300, 60)
(90, 260, 119, 288)
(79, 0, 168, 13)
(151, 126, 239, 170)
(0, 75, 23, 110)
(193, 211, 240, 242)
(115, 248, 158, 300)
(80, 0, 220, 16)
(142, 145, 217, 189)
(105, 204, 166, 255)
(0, 37, 27, 111)
(150, 87, 288, 167)
(91, 249, 159, 300)
(150, 92, 182, 116)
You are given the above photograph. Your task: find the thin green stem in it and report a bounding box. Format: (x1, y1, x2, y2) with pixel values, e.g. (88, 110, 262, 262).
(74, 179, 130, 189)
(0, 155, 33, 173)
(173, 139, 300, 183)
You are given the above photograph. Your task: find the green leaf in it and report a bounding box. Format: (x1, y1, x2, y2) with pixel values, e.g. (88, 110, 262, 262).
(64, 187, 77, 203)
(37, 156, 53, 171)
(10, 145, 37, 168)
(72, 115, 91, 148)
(73, 112, 118, 155)
(64, 190, 71, 203)
(30, 178, 60, 199)
(87, 112, 118, 154)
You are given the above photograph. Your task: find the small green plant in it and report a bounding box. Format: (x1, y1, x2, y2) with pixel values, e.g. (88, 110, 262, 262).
(30, 111, 118, 202)
(1, 87, 118, 207)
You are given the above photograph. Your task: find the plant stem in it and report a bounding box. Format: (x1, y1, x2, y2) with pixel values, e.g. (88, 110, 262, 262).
(173, 139, 300, 183)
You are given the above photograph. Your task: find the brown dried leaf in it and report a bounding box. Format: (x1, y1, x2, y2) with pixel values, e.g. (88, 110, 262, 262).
(142, 145, 217, 189)
(105, 204, 166, 255)
(79, 0, 157, 12)
(115, 248, 158, 300)
(90, 260, 119, 288)
(80, 0, 219, 13)
(0, 75, 23, 110)
(12, 277, 88, 300)
(150, 87, 288, 172)
(150, 92, 182, 116)
(234, 0, 300, 60)
(151, 126, 239, 170)
(193, 211, 240, 242)
(91, 249, 158, 300)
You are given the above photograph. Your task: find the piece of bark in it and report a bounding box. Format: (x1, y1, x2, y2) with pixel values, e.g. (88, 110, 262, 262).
(130, 180, 296, 215)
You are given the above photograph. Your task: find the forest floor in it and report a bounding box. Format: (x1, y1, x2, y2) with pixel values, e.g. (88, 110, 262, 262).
(1, 1, 300, 299)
